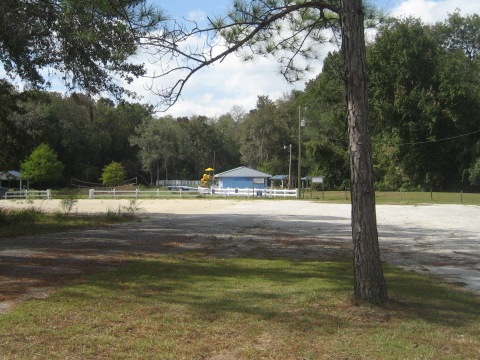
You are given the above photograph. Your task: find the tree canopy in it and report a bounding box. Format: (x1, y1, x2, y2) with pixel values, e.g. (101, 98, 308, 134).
(368, 14, 480, 191)
(20, 143, 64, 187)
(0, 0, 164, 98)
(2, 11, 478, 193)
(100, 161, 126, 186)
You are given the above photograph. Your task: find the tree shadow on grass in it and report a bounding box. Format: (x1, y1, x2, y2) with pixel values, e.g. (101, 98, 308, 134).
(60, 255, 356, 332)
(384, 264, 480, 328)
(66, 254, 480, 332)
(2, 210, 480, 331)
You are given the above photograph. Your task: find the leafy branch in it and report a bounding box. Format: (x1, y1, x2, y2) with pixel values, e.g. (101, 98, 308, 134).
(141, 0, 342, 110)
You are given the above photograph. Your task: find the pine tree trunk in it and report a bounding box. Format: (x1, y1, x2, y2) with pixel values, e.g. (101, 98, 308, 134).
(340, 0, 388, 304)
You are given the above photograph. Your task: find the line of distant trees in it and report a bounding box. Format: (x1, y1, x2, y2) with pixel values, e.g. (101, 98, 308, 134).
(1, 13, 479, 191)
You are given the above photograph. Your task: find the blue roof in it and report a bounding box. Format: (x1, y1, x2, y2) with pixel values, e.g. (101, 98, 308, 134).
(0, 170, 22, 180)
(215, 166, 272, 178)
(271, 175, 288, 180)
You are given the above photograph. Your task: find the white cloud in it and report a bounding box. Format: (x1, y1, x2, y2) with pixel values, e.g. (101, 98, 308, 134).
(186, 9, 206, 23)
(391, 0, 480, 23)
(160, 0, 480, 119)
(6, 1, 478, 118)
(150, 55, 299, 118)
(133, 33, 335, 118)
(147, 0, 480, 118)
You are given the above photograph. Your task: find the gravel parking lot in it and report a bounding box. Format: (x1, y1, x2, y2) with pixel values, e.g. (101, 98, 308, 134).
(1, 199, 479, 312)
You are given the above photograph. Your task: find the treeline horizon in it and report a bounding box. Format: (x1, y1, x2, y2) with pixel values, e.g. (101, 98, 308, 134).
(1, 13, 479, 192)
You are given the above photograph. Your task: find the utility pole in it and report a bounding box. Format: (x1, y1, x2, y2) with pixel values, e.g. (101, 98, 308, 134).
(298, 106, 306, 198)
(284, 144, 292, 189)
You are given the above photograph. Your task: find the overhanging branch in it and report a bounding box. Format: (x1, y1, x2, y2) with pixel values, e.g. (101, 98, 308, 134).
(143, 1, 341, 111)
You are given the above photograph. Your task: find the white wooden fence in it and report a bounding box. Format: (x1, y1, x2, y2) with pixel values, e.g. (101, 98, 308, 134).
(88, 187, 298, 199)
(88, 188, 199, 199)
(3, 189, 52, 200)
(155, 180, 202, 187)
(200, 187, 298, 198)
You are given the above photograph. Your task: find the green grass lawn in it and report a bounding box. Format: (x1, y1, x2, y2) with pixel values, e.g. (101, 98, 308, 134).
(1, 254, 479, 359)
(304, 190, 480, 205)
(0, 207, 133, 238)
(51, 187, 480, 205)
(1, 198, 479, 358)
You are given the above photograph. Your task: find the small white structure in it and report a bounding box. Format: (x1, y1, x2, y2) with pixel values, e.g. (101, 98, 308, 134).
(0, 170, 28, 189)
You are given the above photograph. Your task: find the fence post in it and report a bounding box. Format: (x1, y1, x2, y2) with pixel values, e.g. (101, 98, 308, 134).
(47, 189, 52, 199)
(135, 188, 138, 198)
(89, 189, 94, 199)
(180, 189, 183, 198)
(113, 188, 116, 198)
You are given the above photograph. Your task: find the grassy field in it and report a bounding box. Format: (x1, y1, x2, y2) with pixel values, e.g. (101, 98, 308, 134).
(50, 187, 480, 205)
(303, 190, 480, 205)
(0, 206, 133, 238)
(1, 254, 479, 359)
(1, 197, 479, 358)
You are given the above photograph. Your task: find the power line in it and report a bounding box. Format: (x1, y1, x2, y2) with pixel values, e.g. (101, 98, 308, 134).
(399, 128, 480, 146)
(318, 129, 480, 147)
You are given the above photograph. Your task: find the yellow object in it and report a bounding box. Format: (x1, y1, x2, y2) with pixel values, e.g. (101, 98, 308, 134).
(200, 167, 214, 186)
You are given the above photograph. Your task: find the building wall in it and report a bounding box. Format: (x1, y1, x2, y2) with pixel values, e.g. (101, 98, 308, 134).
(219, 177, 267, 189)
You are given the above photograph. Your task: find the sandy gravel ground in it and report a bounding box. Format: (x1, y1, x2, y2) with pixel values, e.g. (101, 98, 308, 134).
(1, 199, 479, 312)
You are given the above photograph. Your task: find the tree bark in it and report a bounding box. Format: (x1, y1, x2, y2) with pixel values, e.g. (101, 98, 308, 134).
(340, 0, 388, 304)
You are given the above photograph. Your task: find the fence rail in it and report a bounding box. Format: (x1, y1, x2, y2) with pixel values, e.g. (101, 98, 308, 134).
(3, 189, 52, 200)
(1, 188, 297, 200)
(88, 187, 298, 199)
(88, 188, 199, 199)
(155, 180, 201, 187)
(201, 187, 298, 198)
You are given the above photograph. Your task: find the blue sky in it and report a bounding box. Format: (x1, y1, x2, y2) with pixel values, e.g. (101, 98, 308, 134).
(157, 0, 400, 20)
(137, 0, 480, 117)
(156, 1, 410, 22)
(2, 1, 479, 117)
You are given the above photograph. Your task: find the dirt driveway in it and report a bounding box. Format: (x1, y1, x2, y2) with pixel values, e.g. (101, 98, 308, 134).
(1, 199, 479, 312)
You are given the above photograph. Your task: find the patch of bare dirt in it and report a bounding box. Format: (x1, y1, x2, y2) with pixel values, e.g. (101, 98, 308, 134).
(1, 199, 479, 313)
(0, 212, 351, 313)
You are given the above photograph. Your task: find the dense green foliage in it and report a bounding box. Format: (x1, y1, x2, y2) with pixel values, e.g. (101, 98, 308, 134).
(1, 12, 479, 191)
(0, 0, 164, 98)
(369, 15, 480, 191)
(1, 89, 153, 186)
(20, 143, 64, 187)
(100, 161, 126, 186)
